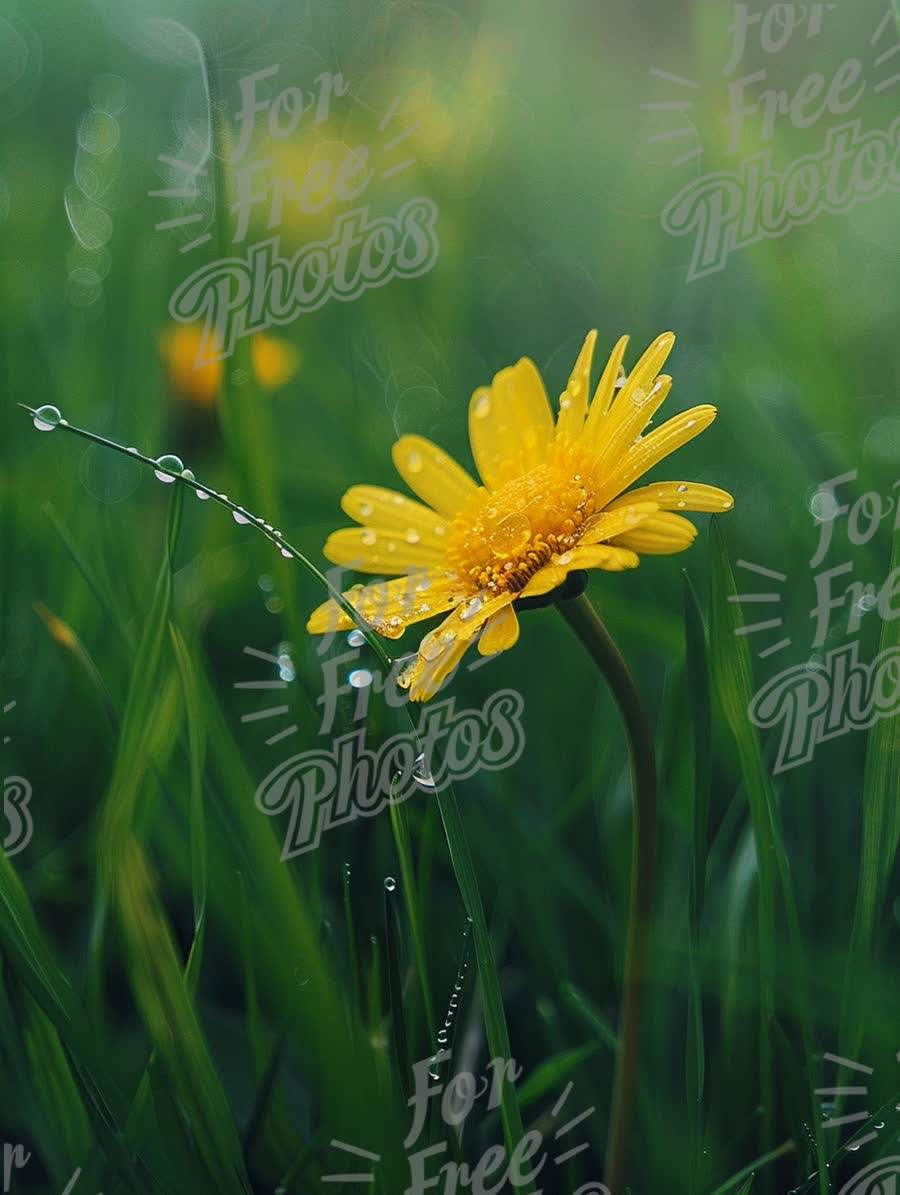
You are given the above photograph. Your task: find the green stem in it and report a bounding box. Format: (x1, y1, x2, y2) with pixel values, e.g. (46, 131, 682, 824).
(557, 592, 657, 1194)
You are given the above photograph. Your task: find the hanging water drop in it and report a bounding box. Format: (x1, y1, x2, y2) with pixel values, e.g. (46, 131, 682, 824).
(348, 630, 365, 647)
(233, 509, 251, 525)
(413, 753, 437, 790)
(154, 454, 184, 482)
(348, 669, 373, 689)
(384, 876, 397, 892)
(33, 404, 63, 432)
(280, 547, 291, 557)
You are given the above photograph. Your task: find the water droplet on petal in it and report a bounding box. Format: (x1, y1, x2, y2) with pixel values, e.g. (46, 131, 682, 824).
(33, 404, 63, 431)
(154, 454, 184, 482)
(473, 393, 491, 419)
(360, 501, 374, 517)
(361, 529, 377, 546)
(488, 512, 531, 558)
(406, 528, 421, 544)
(677, 484, 688, 493)
(460, 596, 483, 623)
(406, 451, 423, 474)
(420, 634, 442, 662)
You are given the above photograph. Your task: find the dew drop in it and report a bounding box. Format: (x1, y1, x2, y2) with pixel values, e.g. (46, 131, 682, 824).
(33, 404, 63, 431)
(677, 484, 688, 493)
(406, 528, 421, 544)
(406, 451, 423, 474)
(360, 501, 374, 517)
(361, 529, 377, 546)
(413, 752, 437, 790)
(420, 635, 442, 662)
(154, 453, 184, 482)
(384, 876, 397, 892)
(488, 512, 531, 558)
(280, 547, 291, 557)
(196, 486, 210, 500)
(349, 668, 372, 689)
(233, 509, 251, 524)
(473, 393, 491, 419)
(460, 596, 483, 623)
(347, 630, 366, 647)
(181, 468, 196, 481)
(677, 500, 686, 508)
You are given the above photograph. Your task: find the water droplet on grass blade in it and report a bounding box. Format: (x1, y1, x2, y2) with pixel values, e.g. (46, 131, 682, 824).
(413, 753, 436, 790)
(154, 453, 184, 482)
(384, 876, 396, 892)
(33, 405, 63, 431)
(233, 509, 251, 524)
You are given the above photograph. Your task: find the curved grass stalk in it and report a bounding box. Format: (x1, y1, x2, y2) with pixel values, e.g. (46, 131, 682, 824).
(20, 405, 532, 1175)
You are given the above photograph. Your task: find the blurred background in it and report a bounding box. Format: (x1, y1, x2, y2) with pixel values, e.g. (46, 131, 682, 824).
(1, 0, 898, 1191)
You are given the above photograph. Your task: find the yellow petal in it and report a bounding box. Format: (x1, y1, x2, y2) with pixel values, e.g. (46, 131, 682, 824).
(341, 486, 451, 548)
(607, 482, 734, 514)
(392, 435, 479, 519)
(555, 330, 596, 443)
(584, 335, 629, 439)
(408, 633, 476, 702)
(324, 528, 446, 574)
(478, 604, 520, 655)
(608, 512, 698, 555)
(251, 333, 300, 389)
(555, 545, 640, 571)
(306, 572, 458, 637)
(402, 594, 513, 701)
(469, 357, 555, 488)
(518, 565, 567, 599)
(594, 405, 718, 508)
(579, 502, 659, 545)
(591, 374, 673, 474)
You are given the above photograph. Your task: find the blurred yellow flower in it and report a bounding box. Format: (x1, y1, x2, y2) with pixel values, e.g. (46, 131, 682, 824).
(251, 333, 301, 390)
(160, 324, 222, 406)
(160, 324, 300, 404)
(308, 331, 733, 700)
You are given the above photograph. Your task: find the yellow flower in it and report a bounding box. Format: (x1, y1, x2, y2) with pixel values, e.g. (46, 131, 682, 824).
(160, 324, 300, 405)
(307, 331, 733, 700)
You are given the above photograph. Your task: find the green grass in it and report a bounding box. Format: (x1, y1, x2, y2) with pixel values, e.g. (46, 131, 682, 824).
(2, 0, 900, 1191)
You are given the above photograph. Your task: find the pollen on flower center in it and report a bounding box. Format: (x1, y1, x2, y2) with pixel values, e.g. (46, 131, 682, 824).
(446, 461, 595, 593)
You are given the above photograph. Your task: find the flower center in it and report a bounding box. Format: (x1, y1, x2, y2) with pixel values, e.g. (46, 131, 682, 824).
(446, 462, 595, 594)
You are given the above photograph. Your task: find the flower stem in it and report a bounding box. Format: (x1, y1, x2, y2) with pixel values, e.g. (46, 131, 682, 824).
(557, 592, 657, 1193)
